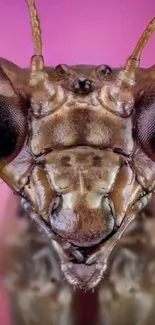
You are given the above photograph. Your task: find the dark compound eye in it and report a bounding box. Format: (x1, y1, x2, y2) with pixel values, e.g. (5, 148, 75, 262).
(135, 93, 155, 161)
(97, 65, 112, 77)
(0, 121, 18, 159)
(0, 96, 28, 162)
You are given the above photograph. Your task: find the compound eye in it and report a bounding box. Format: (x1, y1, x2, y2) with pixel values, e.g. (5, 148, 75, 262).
(135, 95, 155, 161)
(0, 96, 28, 163)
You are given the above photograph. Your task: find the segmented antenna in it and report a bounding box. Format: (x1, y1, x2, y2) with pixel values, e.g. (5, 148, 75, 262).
(126, 17, 155, 71)
(26, 0, 44, 71)
(119, 17, 155, 85)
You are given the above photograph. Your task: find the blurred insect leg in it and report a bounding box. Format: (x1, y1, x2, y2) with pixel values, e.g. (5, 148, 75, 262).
(98, 199, 155, 325)
(2, 194, 74, 325)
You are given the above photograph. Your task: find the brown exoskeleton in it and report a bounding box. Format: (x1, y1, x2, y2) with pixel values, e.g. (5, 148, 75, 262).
(1, 0, 155, 294)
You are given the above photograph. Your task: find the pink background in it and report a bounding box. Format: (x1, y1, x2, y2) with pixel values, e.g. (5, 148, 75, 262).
(0, 0, 155, 324)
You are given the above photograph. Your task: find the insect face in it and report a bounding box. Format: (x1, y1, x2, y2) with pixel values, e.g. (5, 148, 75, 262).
(0, 0, 155, 289)
(0, 64, 151, 289)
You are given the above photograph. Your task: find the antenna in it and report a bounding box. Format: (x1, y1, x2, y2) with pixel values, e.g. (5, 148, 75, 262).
(26, 0, 44, 71)
(118, 17, 155, 86)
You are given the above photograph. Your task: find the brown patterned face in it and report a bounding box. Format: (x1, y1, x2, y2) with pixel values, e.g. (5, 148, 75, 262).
(1, 63, 155, 289)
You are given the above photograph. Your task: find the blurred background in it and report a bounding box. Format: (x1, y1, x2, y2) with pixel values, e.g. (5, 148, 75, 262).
(0, 0, 155, 324)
